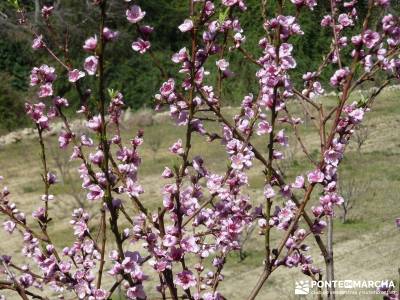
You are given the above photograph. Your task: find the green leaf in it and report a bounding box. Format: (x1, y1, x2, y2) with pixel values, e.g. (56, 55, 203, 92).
(218, 7, 230, 23)
(7, 0, 19, 9)
(357, 94, 368, 108)
(107, 88, 117, 99)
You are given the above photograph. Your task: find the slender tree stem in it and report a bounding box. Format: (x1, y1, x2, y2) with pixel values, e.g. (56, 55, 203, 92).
(97, 208, 107, 289)
(326, 215, 335, 300)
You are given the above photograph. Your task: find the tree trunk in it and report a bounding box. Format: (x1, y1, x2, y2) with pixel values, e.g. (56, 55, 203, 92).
(326, 216, 335, 299)
(34, 0, 40, 24)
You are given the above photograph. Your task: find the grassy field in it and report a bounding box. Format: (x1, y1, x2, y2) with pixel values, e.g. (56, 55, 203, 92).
(0, 87, 399, 299)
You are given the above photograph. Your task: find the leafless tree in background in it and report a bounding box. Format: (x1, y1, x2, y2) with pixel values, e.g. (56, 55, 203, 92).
(354, 124, 369, 153)
(48, 136, 86, 208)
(239, 223, 256, 262)
(338, 176, 367, 224)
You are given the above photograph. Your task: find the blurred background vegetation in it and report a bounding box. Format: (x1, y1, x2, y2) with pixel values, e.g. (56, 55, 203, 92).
(0, 0, 398, 134)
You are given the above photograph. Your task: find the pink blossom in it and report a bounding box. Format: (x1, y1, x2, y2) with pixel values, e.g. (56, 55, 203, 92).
(302, 72, 315, 81)
(238, 118, 250, 133)
(32, 35, 44, 50)
(68, 69, 85, 83)
(324, 149, 342, 166)
(87, 184, 104, 201)
(281, 185, 292, 199)
(47, 172, 57, 185)
(162, 167, 174, 178)
(321, 15, 332, 27)
(174, 270, 197, 290)
(54, 96, 69, 108)
(216, 59, 229, 71)
(312, 219, 327, 234)
(285, 252, 301, 267)
(80, 135, 93, 147)
(278, 206, 294, 226)
(382, 14, 396, 33)
(338, 14, 353, 27)
(330, 67, 350, 87)
(125, 178, 144, 197)
(148, 259, 167, 272)
(25, 102, 50, 130)
(93, 289, 109, 300)
(3, 221, 16, 234)
(89, 150, 104, 165)
(41, 5, 53, 18)
(108, 262, 123, 276)
(348, 108, 364, 124)
(19, 274, 33, 288)
(139, 25, 154, 36)
(273, 150, 284, 160)
(264, 184, 276, 199)
(257, 121, 272, 135)
(181, 236, 199, 253)
(375, 0, 390, 7)
(362, 30, 380, 49)
(103, 27, 119, 41)
(122, 251, 142, 273)
(83, 36, 97, 52)
(75, 282, 91, 299)
(231, 153, 245, 170)
(258, 218, 268, 229)
(233, 32, 246, 48)
(292, 176, 305, 189)
(311, 81, 324, 96)
(126, 285, 146, 299)
(204, 1, 215, 16)
(307, 169, 325, 183)
(222, 0, 239, 7)
(169, 246, 184, 261)
(351, 34, 363, 46)
(291, 0, 317, 10)
(132, 39, 151, 54)
(172, 47, 188, 63)
(38, 83, 53, 98)
(58, 261, 71, 273)
(32, 207, 46, 222)
(58, 131, 73, 149)
(202, 292, 224, 300)
(41, 194, 54, 201)
(126, 5, 146, 23)
(163, 234, 178, 247)
(192, 156, 207, 176)
(377, 48, 387, 61)
(87, 115, 102, 132)
(169, 139, 184, 155)
(160, 79, 175, 97)
(178, 19, 194, 32)
(73, 220, 88, 237)
(84, 56, 98, 75)
(191, 119, 206, 135)
(275, 129, 288, 147)
(324, 164, 337, 181)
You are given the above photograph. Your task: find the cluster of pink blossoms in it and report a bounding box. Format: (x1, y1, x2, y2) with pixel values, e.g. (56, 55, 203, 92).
(29, 65, 56, 98)
(126, 5, 152, 54)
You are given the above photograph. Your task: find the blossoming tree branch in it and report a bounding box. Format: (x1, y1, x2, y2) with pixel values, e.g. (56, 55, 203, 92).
(0, 0, 399, 299)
